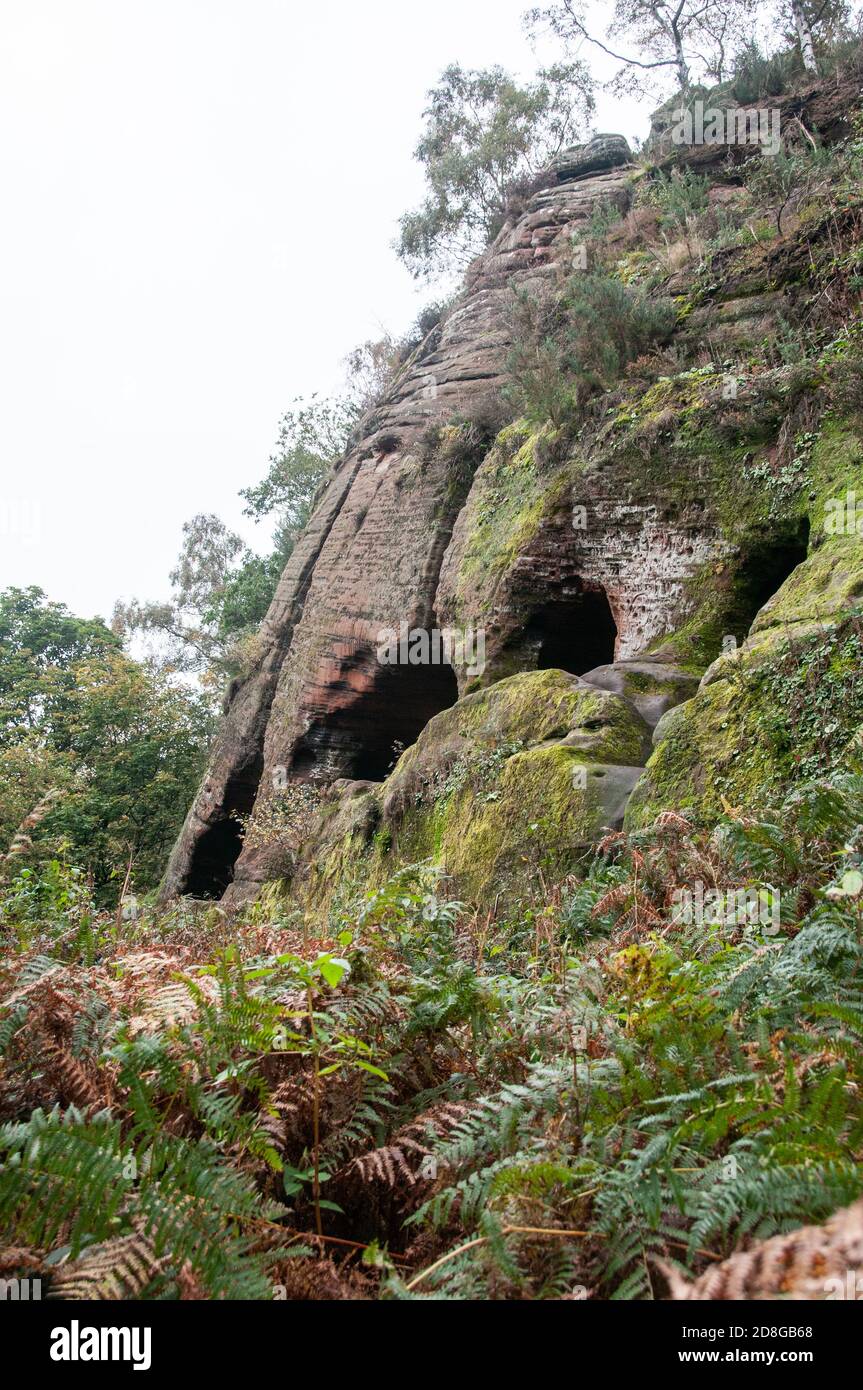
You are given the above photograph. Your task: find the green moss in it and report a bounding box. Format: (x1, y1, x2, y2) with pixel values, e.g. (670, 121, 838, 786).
(387, 670, 650, 798)
(426, 744, 601, 902)
(613, 250, 653, 286)
(453, 425, 571, 620)
(627, 615, 863, 829)
(289, 671, 651, 914)
(293, 786, 382, 916)
(754, 542, 863, 631)
(631, 415, 863, 825)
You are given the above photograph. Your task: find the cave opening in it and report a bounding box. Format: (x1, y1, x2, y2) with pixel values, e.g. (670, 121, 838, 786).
(524, 588, 618, 677)
(729, 519, 811, 641)
(291, 657, 460, 785)
(184, 750, 264, 899)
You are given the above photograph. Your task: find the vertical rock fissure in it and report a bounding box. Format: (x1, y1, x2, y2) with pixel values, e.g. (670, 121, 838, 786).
(164, 455, 364, 900)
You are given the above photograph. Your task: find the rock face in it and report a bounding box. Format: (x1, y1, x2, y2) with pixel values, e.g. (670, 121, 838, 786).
(552, 133, 632, 181)
(626, 422, 863, 830)
(161, 143, 657, 904)
(646, 69, 862, 174)
(290, 670, 652, 911)
(162, 74, 863, 911)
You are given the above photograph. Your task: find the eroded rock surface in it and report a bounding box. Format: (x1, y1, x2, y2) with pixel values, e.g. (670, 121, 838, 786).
(163, 73, 863, 910)
(163, 148, 664, 902)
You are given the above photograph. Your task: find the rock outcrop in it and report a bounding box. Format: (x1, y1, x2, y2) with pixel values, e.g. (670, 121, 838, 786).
(163, 71, 863, 913)
(162, 144, 654, 903)
(296, 669, 652, 911)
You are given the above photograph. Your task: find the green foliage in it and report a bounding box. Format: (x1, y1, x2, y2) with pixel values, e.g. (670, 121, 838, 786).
(0, 860, 94, 942)
(586, 197, 624, 242)
(0, 586, 119, 745)
(755, 619, 863, 782)
(386, 776, 863, 1298)
(526, 0, 752, 97)
(733, 114, 863, 254)
(113, 513, 255, 679)
(211, 549, 286, 646)
(505, 271, 677, 425)
(240, 396, 353, 542)
(0, 1107, 289, 1298)
(0, 587, 213, 903)
(56, 655, 210, 899)
(3, 769, 861, 1299)
(397, 62, 594, 280)
(647, 168, 710, 233)
(115, 397, 354, 684)
(729, 40, 803, 102)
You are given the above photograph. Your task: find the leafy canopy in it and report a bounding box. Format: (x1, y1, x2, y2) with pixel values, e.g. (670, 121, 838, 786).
(0, 586, 213, 900)
(397, 62, 594, 281)
(526, 0, 752, 97)
(0, 586, 119, 743)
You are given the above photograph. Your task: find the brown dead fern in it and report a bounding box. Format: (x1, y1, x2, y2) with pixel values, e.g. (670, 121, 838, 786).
(48, 1234, 163, 1301)
(659, 1199, 863, 1300)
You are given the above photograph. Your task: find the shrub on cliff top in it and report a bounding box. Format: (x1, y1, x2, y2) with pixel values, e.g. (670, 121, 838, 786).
(397, 62, 594, 282)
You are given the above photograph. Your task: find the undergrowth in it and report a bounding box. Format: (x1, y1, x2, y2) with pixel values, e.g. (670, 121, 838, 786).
(1, 770, 862, 1300)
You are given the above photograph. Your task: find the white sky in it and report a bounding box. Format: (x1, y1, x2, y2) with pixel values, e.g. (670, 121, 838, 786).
(0, 0, 644, 623)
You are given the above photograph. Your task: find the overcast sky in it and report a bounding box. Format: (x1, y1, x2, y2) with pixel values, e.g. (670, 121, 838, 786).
(0, 0, 644, 623)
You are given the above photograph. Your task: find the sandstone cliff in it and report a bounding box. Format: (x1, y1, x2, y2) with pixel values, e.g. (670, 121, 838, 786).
(163, 74, 863, 917)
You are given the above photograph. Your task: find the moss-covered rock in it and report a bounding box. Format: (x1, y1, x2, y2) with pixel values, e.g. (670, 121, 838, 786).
(626, 611, 863, 829)
(295, 779, 383, 912)
(444, 422, 574, 631)
(391, 744, 643, 905)
(625, 413, 863, 829)
(580, 660, 702, 729)
(292, 670, 652, 914)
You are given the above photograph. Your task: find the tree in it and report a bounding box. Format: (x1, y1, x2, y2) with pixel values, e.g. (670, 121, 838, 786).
(777, 0, 858, 71)
(0, 586, 119, 744)
(0, 587, 213, 900)
(239, 395, 354, 547)
(0, 739, 69, 866)
(396, 62, 594, 281)
(113, 514, 247, 680)
(115, 396, 356, 685)
(47, 650, 214, 896)
(526, 0, 750, 97)
(792, 0, 820, 66)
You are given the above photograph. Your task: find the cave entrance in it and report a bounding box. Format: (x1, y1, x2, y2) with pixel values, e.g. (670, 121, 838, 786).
(524, 588, 618, 676)
(291, 656, 460, 784)
(729, 519, 811, 642)
(184, 750, 264, 899)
